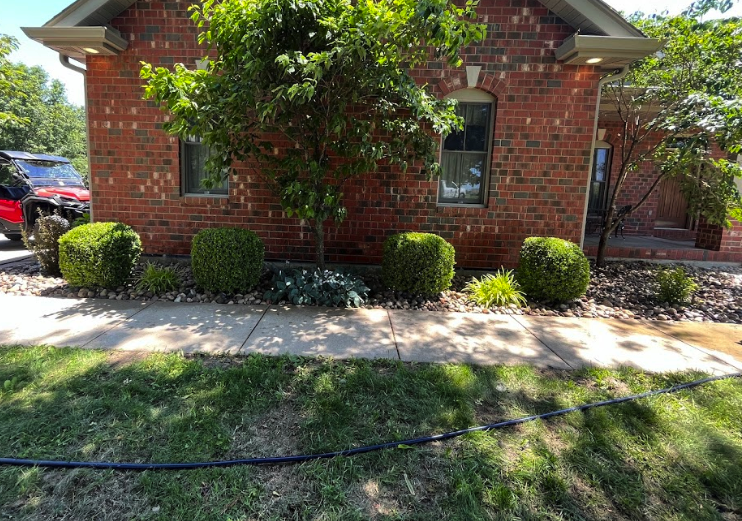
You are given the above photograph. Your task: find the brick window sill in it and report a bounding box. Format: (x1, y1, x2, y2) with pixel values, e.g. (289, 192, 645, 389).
(180, 194, 230, 205)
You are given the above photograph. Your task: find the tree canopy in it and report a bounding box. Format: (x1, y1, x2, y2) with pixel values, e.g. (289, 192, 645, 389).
(0, 33, 21, 127)
(0, 34, 88, 181)
(0, 63, 88, 178)
(142, 0, 485, 268)
(596, 1, 742, 265)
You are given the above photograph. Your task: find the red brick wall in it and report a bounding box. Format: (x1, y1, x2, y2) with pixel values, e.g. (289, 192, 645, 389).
(86, 0, 602, 268)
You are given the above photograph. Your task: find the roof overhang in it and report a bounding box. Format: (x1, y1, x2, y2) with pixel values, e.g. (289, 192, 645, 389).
(555, 35, 664, 69)
(538, 0, 644, 37)
(21, 26, 127, 60)
(598, 87, 662, 121)
(24, 0, 656, 70)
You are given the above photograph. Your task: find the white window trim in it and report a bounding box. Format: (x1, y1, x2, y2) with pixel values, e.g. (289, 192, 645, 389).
(437, 88, 496, 208)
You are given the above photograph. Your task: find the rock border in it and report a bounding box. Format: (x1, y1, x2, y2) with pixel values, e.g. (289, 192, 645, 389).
(1, 257, 741, 324)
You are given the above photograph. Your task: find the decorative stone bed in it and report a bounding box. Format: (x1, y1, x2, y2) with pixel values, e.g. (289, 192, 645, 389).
(1, 256, 741, 324)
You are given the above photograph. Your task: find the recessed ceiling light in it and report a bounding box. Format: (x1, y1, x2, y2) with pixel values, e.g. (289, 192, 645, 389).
(586, 57, 603, 64)
(82, 47, 99, 54)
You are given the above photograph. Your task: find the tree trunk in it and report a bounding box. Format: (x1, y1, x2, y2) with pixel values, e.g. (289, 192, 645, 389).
(313, 219, 326, 271)
(595, 206, 616, 268)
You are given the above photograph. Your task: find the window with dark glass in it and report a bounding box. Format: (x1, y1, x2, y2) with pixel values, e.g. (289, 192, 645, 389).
(587, 146, 612, 213)
(438, 102, 492, 205)
(180, 136, 228, 196)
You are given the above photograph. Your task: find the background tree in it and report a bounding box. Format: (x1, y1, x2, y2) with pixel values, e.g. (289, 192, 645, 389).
(0, 33, 22, 127)
(0, 63, 88, 180)
(142, 0, 485, 269)
(595, 0, 742, 266)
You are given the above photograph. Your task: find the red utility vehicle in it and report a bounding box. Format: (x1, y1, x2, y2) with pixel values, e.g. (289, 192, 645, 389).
(0, 151, 90, 241)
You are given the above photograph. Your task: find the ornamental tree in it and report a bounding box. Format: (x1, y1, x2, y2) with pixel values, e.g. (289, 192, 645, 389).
(595, 0, 742, 267)
(142, 0, 485, 269)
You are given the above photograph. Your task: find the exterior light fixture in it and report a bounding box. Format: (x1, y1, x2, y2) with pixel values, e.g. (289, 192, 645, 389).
(586, 57, 603, 64)
(82, 47, 100, 54)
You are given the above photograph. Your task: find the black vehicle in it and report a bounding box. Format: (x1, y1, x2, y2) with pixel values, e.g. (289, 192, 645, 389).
(0, 151, 90, 241)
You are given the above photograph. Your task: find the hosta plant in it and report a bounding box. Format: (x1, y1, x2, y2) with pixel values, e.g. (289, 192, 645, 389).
(264, 268, 370, 308)
(465, 269, 527, 308)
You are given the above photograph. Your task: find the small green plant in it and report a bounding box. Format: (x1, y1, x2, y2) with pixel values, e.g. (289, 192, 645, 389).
(517, 237, 590, 303)
(191, 228, 265, 293)
(23, 213, 70, 276)
(264, 268, 370, 307)
(382, 232, 455, 294)
(656, 267, 698, 305)
(465, 269, 527, 308)
(2, 377, 18, 394)
(71, 213, 90, 228)
(136, 262, 181, 293)
(58, 222, 142, 288)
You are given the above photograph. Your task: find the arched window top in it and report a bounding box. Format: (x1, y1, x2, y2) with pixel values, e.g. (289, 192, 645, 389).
(445, 88, 495, 103)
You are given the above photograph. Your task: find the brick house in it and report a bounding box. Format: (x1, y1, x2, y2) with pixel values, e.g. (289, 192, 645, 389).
(581, 112, 742, 262)
(28, 0, 727, 269)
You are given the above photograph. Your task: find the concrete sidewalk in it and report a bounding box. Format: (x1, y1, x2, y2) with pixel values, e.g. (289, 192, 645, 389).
(1, 293, 741, 374)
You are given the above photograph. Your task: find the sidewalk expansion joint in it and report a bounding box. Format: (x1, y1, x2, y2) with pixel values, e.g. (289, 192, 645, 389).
(238, 305, 270, 354)
(511, 314, 575, 370)
(386, 309, 401, 360)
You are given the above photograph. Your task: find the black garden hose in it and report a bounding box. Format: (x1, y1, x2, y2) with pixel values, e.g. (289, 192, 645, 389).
(1, 372, 739, 471)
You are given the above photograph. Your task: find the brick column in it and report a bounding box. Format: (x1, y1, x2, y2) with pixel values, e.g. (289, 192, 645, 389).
(695, 217, 722, 251)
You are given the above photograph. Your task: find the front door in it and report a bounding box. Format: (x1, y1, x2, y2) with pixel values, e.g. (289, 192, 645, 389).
(655, 178, 690, 228)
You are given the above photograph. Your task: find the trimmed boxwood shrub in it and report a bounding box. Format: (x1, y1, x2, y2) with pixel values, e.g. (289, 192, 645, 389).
(517, 237, 590, 303)
(59, 222, 142, 288)
(382, 232, 455, 294)
(191, 227, 264, 293)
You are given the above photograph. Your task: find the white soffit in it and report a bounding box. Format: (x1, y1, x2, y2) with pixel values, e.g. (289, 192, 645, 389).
(45, 0, 136, 28)
(537, 0, 644, 37)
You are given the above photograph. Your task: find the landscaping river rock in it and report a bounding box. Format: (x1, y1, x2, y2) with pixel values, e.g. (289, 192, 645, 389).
(1, 257, 741, 324)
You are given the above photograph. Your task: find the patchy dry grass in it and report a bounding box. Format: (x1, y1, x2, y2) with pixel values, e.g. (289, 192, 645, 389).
(0, 346, 741, 520)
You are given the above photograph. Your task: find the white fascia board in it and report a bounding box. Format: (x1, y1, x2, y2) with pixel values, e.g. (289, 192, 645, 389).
(21, 26, 128, 54)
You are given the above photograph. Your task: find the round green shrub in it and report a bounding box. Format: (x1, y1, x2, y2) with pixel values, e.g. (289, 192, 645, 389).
(382, 232, 455, 294)
(59, 222, 142, 289)
(517, 237, 590, 303)
(191, 228, 265, 293)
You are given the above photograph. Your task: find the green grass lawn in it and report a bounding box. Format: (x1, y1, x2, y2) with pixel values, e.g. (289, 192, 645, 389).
(0, 345, 740, 520)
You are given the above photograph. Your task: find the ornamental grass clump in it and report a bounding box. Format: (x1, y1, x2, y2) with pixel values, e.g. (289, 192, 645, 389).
(59, 222, 142, 288)
(136, 262, 182, 294)
(382, 232, 455, 294)
(656, 267, 698, 305)
(517, 237, 590, 303)
(191, 228, 264, 293)
(465, 269, 527, 308)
